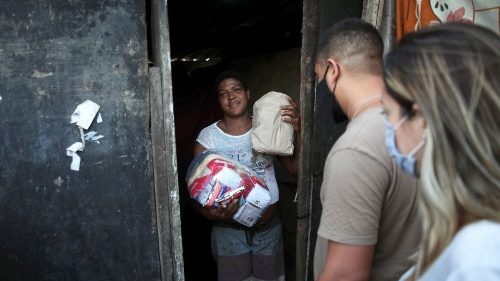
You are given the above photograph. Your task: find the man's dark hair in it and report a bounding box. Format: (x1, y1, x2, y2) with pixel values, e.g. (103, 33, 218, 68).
(213, 70, 248, 94)
(317, 18, 383, 75)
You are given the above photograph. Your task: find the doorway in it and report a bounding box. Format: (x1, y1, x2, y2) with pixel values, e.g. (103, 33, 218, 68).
(167, 1, 302, 280)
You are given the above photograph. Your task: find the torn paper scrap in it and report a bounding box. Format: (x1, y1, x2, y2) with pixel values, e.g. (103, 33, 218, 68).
(97, 113, 103, 123)
(66, 142, 84, 171)
(84, 131, 104, 143)
(71, 100, 100, 130)
(32, 69, 53, 78)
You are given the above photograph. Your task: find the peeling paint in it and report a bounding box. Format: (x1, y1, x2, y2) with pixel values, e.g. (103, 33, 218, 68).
(112, 63, 129, 75)
(137, 62, 148, 77)
(3, 2, 162, 278)
(84, 131, 104, 143)
(123, 90, 143, 113)
(53, 176, 64, 187)
(36, 87, 46, 96)
(126, 38, 139, 56)
(170, 190, 178, 200)
(123, 90, 135, 98)
(82, 80, 93, 91)
(169, 101, 174, 113)
(32, 69, 53, 78)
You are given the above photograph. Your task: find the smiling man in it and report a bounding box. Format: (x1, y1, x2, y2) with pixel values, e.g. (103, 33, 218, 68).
(193, 71, 300, 281)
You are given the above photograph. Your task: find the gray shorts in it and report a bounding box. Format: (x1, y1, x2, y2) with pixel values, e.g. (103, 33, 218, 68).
(211, 218, 285, 281)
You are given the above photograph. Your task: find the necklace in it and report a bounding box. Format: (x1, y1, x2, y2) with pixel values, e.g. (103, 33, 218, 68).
(352, 95, 380, 119)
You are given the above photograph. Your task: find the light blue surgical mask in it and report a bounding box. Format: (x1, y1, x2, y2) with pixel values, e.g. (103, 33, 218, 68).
(384, 115, 425, 177)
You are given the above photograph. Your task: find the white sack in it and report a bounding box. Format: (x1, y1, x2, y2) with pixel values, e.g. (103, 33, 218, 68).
(252, 91, 294, 156)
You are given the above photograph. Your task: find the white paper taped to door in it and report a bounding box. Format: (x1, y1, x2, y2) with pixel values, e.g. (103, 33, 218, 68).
(70, 100, 100, 130)
(66, 100, 102, 171)
(66, 142, 84, 171)
(251, 91, 294, 156)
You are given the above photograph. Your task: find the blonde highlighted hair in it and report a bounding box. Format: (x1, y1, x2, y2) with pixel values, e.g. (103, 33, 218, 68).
(384, 23, 500, 278)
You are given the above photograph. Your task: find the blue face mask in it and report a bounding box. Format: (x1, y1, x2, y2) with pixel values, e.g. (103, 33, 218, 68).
(384, 116, 425, 177)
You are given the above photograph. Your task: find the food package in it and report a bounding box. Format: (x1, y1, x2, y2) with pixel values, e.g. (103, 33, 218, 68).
(252, 91, 294, 156)
(186, 150, 271, 227)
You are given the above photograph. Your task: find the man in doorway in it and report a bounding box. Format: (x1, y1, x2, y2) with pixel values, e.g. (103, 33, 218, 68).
(313, 18, 421, 281)
(193, 71, 300, 281)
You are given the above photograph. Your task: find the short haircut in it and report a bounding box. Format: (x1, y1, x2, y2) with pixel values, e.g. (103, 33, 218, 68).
(213, 70, 248, 93)
(317, 18, 383, 75)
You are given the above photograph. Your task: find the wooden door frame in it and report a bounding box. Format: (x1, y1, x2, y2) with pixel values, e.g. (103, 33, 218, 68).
(149, 0, 185, 280)
(296, 1, 395, 280)
(147, 0, 395, 280)
(296, 0, 320, 280)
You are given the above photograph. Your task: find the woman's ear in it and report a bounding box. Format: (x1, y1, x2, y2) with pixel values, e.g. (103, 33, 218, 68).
(411, 102, 419, 112)
(411, 102, 426, 129)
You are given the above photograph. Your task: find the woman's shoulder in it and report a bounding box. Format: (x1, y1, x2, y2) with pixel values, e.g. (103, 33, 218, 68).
(419, 221, 500, 280)
(447, 220, 500, 267)
(198, 121, 220, 135)
(454, 220, 500, 245)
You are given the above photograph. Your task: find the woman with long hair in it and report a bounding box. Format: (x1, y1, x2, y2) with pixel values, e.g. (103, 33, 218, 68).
(381, 23, 500, 280)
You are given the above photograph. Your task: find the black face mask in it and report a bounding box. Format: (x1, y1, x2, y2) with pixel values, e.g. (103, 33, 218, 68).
(316, 66, 348, 123)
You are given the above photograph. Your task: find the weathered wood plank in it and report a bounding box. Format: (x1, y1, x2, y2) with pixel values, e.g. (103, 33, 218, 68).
(362, 0, 385, 29)
(149, 67, 173, 281)
(380, 0, 396, 52)
(297, 0, 320, 280)
(363, 0, 396, 53)
(149, 0, 185, 280)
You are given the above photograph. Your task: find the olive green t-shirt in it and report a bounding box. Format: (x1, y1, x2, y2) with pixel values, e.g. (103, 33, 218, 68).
(314, 108, 421, 281)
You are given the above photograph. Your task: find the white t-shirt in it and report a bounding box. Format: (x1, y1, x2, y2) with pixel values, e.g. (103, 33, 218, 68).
(196, 121, 279, 204)
(400, 220, 500, 281)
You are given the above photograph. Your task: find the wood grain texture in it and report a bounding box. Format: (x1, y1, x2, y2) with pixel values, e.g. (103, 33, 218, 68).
(296, 0, 320, 280)
(149, 0, 185, 280)
(362, 0, 385, 29)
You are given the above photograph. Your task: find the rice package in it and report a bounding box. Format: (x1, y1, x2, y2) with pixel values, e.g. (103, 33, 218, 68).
(186, 150, 272, 227)
(252, 91, 294, 156)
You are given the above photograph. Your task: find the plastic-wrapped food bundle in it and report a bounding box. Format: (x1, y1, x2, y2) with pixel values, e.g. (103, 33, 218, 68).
(252, 91, 294, 156)
(186, 150, 271, 227)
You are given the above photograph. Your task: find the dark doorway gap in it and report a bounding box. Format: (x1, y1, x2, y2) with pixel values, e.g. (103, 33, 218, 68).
(167, 1, 303, 281)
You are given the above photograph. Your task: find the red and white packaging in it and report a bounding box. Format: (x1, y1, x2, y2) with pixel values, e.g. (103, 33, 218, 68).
(186, 150, 272, 227)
